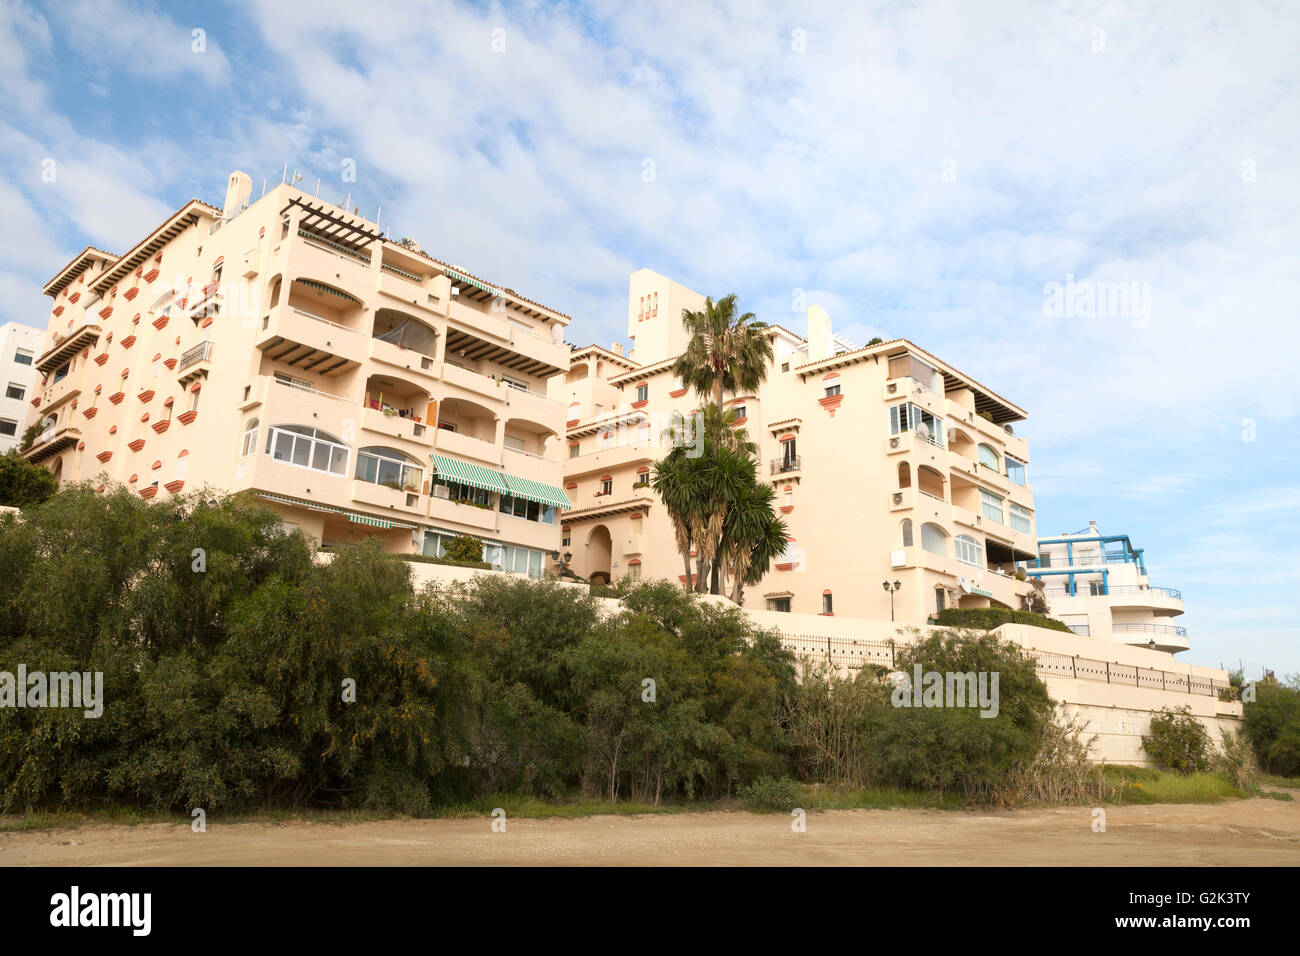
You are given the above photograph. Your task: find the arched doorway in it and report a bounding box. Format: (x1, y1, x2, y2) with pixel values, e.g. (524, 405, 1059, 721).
(587, 524, 612, 584)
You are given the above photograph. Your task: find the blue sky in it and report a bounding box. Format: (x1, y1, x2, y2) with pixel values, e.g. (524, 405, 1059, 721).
(3, 0, 1298, 674)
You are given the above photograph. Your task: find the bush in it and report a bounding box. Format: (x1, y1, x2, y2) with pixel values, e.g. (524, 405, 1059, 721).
(1243, 678, 1300, 777)
(1142, 706, 1211, 774)
(0, 450, 59, 508)
(740, 775, 802, 812)
(1213, 730, 1260, 794)
(443, 533, 486, 564)
(934, 607, 1071, 633)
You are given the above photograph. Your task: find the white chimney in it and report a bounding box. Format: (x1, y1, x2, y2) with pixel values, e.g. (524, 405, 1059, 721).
(1089, 521, 1098, 534)
(611, 342, 624, 357)
(807, 305, 832, 362)
(224, 171, 252, 219)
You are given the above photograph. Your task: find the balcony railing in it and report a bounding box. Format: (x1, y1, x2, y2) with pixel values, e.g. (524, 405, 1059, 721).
(298, 229, 372, 265)
(380, 262, 420, 282)
(1113, 623, 1188, 637)
(771, 455, 801, 475)
(1044, 585, 1181, 600)
(178, 341, 214, 372)
(272, 375, 350, 403)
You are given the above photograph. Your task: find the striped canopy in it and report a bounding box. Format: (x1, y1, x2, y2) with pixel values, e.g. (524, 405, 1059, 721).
(443, 266, 501, 298)
(430, 454, 509, 495)
(503, 473, 571, 511)
(257, 491, 418, 530)
(294, 278, 361, 304)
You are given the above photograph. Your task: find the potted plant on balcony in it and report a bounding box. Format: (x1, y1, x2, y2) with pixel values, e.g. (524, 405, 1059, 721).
(403, 482, 419, 494)
(382, 407, 397, 417)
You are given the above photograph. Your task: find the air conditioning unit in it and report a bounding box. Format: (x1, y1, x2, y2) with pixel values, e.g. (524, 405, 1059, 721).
(432, 485, 450, 499)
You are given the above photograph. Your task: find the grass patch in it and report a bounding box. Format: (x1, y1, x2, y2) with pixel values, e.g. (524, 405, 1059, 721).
(1101, 767, 1248, 804)
(1262, 774, 1300, 789)
(1262, 790, 1294, 801)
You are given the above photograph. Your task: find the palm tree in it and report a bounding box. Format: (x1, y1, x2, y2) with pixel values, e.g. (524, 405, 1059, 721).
(673, 294, 773, 407)
(720, 479, 788, 604)
(650, 445, 702, 590)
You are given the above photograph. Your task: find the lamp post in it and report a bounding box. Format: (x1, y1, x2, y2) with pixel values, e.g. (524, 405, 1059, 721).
(882, 580, 902, 622)
(551, 549, 574, 577)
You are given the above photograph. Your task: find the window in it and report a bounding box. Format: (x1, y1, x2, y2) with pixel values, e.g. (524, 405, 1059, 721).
(628, 561, 642, 582)
(900, 519, 913, 548)
(561, 534, 571, 547)
(781, 362, 790, 372)
(824, 383, 840, 397)
(1010, 503, 1033, 535)
(889, 403, 944, 446)
(822, 592, 833, 614)
(5, 383, 24, 400)
(636, 384, 648, 403)
(492, 545, 545, 579)
(980, 489, 1004, 524)
(240, 418, 259, 457)
(265, 424, 349, 476)
(781, 439, 797, 466)
(273, 371, 313, 391)
(1005, 456, 1027, 486)
(424, 529, 484, 562)
(52, 362, 70, 384)
(920, 522, 948, 556)
(356, 446, 424, 490)
(732, 403, 746, 421)
(977, 444, 1000, 470)
(935, 588, 946, 613)
(954, 534, 983, 566)
(601, 478, 613, 495)
(0, 418, 16, 437)
(437, 420, 457, 432)
(569, 443, 580, 458)
(13, 349, 33, 366)
(767, 597, 792, 613)
(498, 494, 556, 524)
(501, 375, 528, 392)
(887, 353, 941, 391)
(434, 479, 490, 506)
(503, 434, 526, 452)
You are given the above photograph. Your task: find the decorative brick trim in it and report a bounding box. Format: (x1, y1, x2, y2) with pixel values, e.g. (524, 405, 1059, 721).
(153, 315, 169, 330)
(630, 399, 648, 409)
(108, 392, 124, 404)
(178, 410, 198, 425)
(138, 486, 157, 499)
(668, 388, 687, 398)
(137, 389, 154, 403)
(120, 335, 136, 349)
(819, 394, 844, 416)
(94, 353, 109, 365)
(96, 451, 112, 463)
(82, 407, 98, 419)
(164, 480, 185, 493)
(151, 420, 171, 434)
(124, 287, 138, 301)
(127, 439, 146, 452)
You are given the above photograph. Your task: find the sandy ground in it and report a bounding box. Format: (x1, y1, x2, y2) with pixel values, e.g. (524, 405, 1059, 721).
(3, 793, 1298, 866)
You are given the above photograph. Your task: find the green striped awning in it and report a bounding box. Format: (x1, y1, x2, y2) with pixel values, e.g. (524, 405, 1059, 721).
(443, 267, 501, 298)
(294, 278, 361, 304)
(430, 454, 509, 496)
(258, 492, 341, 515)
(503, 474, 571, 511)
(257, 492, 418, 530)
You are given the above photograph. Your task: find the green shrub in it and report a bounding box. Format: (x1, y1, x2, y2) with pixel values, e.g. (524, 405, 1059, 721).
(0, 450, 59, 508)
(397, 553, 491, 570)
(443, 533, 486, 564)
(741, 776, 802, 812)
(933, 607, 1071, 633)
(1243, 677, 1300, 777)
(1142, 706, 1211, 774)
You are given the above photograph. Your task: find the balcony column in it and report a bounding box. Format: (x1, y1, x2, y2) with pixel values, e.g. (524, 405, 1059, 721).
(493, 417, 506, 455)
(434, 329, 447, 365)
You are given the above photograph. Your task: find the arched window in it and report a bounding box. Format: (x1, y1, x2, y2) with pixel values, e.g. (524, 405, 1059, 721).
(900, 519, 913, 547)
(897, 461, 911, 489)
(955, 534, 983, 566)
(978, 443, 1000, 471)
(240, 417, 259, 457)
(921, 522, 949, 556)
(355, 446, 424, 490)
(917, 465, 945, 499)
(265, 424, 349, 476)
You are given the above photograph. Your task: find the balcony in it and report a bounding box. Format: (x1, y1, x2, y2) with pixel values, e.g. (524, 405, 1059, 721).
(432, 426, 499, 465)
(351, 479, 423, 514)
(1111, 622, 1190, 653)
(284, 228, 374, 292)
(444, 314, 568, 378)
(771, 455, 801, 475)
(570, 438, 657, 476)
(427, 493, 498, 531)
(35, 323, 101, 374)
(1044, 584, 1184, 616)
(368, 335, 439, 379)
(178, 341, 214, 387)
(22, 425, 81, 464)
(441, 361, 507, 404)
(360, 406, 433, 446)
(255, 304, 365, 376)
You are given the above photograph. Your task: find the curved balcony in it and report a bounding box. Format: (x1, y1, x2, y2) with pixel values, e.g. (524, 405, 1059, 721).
(1111, 621, 1190, 653)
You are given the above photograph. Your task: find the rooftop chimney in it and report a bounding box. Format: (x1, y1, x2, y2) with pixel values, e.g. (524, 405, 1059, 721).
(807, 305, 832, 362)
(611, 342, 624, 357)
(224, 171, 252, 219)
(1089, 521, 1099, 534)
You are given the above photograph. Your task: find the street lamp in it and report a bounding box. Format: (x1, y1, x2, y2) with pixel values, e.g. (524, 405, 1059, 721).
(882, 580, 902, 622)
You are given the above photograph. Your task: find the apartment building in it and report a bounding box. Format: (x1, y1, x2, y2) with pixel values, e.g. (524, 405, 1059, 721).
(551, 268, 1038, 624)
(1025, 522, 1188, 653)
(1, 322, 42, 453)
(22, 171, 571, 574)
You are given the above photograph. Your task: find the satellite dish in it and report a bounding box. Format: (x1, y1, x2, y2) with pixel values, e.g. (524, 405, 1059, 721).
(917, 422, 931, 441)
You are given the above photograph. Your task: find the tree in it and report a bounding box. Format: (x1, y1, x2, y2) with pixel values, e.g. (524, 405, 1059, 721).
(0, 450, 58, 508)
(443, 533, 485, 563)
(673, 294, 772, 407)
(720, 478, 788, 604)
